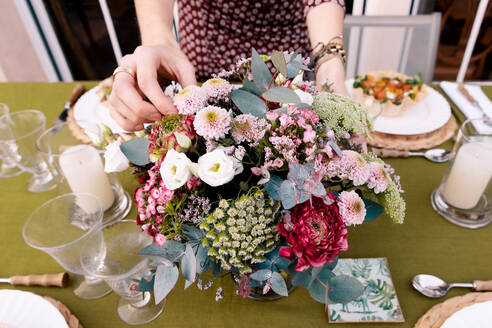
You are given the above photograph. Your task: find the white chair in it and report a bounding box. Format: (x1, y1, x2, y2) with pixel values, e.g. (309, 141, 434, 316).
(343, 13, 442, 83)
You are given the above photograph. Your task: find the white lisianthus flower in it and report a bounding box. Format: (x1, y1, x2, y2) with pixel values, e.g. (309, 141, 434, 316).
(197, 149, 235, 187)
(104, 139, 129, 173)
(85, 129, 108, 148)
(294, 89, 313, 106)
(160, 149, 192, 190)
(215, 146, 244, 175)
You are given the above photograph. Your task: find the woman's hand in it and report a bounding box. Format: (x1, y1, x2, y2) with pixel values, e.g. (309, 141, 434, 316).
(109, 43, 196, 131)
(315, 57, 349, 96)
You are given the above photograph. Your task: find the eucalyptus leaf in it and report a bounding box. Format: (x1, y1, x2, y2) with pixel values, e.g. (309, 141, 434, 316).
(181, 243, 196, 282)
(264, 175, 283, 201)
(293, 103, 311, 109)
(182, 224, 204, 241)
(270, 51, 288, 77)
(120, 137, 150, 166)
(286, 63, 300, 78)
(243, 78, 262, 96)
(211, 260, 222, 277)
(250, 269, 272, 282)
(329, 138, 343, 158)
(154, 264, 179, 304)
(137, 275, 155, 292)
(274, 107, 288, 114)
(270, 271, 288, 297)
(328, 275, 365, 304)
(363, 199, 384, 222)
(262, 87, 301, 104)
(291, 270, 312, 289)
(279, 180, 296, 210)
(230, 89, 266, 118)
(309, 269, 336, 304)
(287, 163, 309, 186)
(290, 60, 310, 71)
(139, 242, 185, 261)
(251, 49, 272, 91)
(196, 244, 210, 274)
(184, 279, 194, 290)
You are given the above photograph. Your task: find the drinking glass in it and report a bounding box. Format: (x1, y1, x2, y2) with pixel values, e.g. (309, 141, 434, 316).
(0, 109, 55, 192)
(23, 193, 112, 299)
(431, 118, 492, 228)
(81, 220, 165, 325)
(36, 120, 131, 226)
(0, 103, 23, 178)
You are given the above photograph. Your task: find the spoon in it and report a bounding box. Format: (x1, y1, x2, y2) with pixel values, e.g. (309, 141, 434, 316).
(412, 274, 492, 298)
(371, 148, 453, 163)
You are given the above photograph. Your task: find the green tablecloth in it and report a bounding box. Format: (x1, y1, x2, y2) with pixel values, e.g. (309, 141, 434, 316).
(0, 82, 491, 327)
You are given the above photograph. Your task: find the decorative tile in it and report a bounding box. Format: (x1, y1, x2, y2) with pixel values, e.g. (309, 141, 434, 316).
(327, 258, 404, 323)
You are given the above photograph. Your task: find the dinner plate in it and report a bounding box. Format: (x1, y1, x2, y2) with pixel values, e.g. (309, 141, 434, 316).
(73, 86, 127, 134)
(0, 289, 68, 328)
(440, 300, 492, 328)
(346, 79, 451, 135)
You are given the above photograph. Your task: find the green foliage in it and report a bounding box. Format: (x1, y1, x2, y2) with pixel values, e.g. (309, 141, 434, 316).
(230, 89, 266, 118)
(367, 279, 395, 310)
(154, 264, 179, 304)
(270, 51, 288, 78)
(120, 138, 150, 166)
(376, 182, 406, 224)
(251, 49, 273, 91)
(262, 87, 300, 103)
(327, 275, 365, 304)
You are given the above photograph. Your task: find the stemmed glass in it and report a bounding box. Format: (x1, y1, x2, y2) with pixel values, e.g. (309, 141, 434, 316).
(80, 220, 165, 325)
(22, 193, 112, 299)
(0, 103, 23, 178)
(0, 109, 55, 192)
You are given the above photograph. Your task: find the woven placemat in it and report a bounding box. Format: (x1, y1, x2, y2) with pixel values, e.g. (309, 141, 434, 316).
(43, 296, 83, 328)
(414, 292, 492, 328)
(367, 115, 458, 151)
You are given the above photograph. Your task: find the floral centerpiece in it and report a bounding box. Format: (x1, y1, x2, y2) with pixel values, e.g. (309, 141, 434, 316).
(107, 49, 405, 306)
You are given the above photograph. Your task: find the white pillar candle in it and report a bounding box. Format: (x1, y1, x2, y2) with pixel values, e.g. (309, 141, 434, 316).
(59, 145, 115, 212)
(442, 141, 492, 209)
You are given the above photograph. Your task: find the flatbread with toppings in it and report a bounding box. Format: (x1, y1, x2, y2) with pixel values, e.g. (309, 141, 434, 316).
(352, 71, 428, 117)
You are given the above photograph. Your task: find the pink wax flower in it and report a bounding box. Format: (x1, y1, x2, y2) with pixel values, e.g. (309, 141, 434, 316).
(266, 111, 279, 122)
(186, 176, 202, 190)
(303, 125, 316, 143)
(278, 194, 349, 271)
(337, 190, 366, 226)
(155, 233, 167, 247)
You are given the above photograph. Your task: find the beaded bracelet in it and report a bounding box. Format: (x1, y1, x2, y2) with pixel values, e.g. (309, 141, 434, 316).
(310, 36, 346, 75)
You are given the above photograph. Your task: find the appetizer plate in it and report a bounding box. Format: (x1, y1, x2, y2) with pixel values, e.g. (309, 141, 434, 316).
(440, 301, 492, 328)
(0, 289, 68, 328)
(346, 79, 451, 135)
(73, 86, 127, 134)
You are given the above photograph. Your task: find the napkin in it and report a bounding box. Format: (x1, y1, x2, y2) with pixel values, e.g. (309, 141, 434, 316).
(440, 81, 492, 134)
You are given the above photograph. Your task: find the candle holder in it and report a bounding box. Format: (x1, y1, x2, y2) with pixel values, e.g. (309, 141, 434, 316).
(0, 103, 23, 178)
(431, 118, 492, 228)
(36, 120, 131, 226)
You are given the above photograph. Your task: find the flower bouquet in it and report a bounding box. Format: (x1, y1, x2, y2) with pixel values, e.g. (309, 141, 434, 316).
(109, 49, 405, 306)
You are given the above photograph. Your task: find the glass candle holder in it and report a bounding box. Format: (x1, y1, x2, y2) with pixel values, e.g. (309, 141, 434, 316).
(431, 118, 492, 228)
(22, 193, 111, 299)
(36, 120, 131, 226)
(80, 220, 165, 325)
(0, 109, 55, 192)
(0, 103, 23, 178)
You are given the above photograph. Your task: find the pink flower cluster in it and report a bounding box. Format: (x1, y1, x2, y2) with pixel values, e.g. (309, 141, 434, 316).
(326, 150, 370, 186)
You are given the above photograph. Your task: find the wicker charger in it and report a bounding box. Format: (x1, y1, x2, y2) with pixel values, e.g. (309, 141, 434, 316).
(368, 115, 458, 151)
(43, 296, 83, 328)
(414, 292, 492, 328)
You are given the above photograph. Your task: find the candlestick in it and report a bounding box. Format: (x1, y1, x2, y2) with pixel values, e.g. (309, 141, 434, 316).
(59, 145, 115, 212)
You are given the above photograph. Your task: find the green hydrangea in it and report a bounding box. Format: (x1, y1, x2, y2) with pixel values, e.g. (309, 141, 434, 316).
(199, 187, 280, 274)
(312, 92, 372, 138)
(377, 182, 405, 224)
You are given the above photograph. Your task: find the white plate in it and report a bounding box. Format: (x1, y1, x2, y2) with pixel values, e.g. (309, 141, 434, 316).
(346, 79, 451, 135)
(73, 86, 127, 134)
(441, 300, 492, 328)
(0, 289, 68, 328)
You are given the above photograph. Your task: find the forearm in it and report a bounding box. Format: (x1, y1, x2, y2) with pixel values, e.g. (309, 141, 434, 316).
(135, 0, 176, 46)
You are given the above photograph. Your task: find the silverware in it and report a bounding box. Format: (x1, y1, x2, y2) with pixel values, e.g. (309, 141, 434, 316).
(0, 272, 69, 287)
(50, 83, 85, 134)
(412, 274, 492, 298)
(457, 83, 492, 124)
(371, 148, 453, 163)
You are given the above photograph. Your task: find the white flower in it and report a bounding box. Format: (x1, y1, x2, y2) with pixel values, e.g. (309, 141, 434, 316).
(294, 89, 313, 106)
(104, 139, 129, 173)
(174, 132, 192, 150)
(85, 129, 108, 148)
(197, 149, 235, 187)
(215, 146, 243, 175)
(160, 149, 192, 190)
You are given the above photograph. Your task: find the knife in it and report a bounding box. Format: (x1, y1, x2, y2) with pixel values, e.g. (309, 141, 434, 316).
(50, 83, 85, 134)
(457, 83, 492, 122)
(0, 272, 69, 287)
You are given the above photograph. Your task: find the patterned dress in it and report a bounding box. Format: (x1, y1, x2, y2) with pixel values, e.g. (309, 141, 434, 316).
(177, 0, 345, 80)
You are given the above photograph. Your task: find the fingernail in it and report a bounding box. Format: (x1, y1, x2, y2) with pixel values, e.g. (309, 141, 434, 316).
(151, 114, 162, 121)
(134, 124, 144, 131)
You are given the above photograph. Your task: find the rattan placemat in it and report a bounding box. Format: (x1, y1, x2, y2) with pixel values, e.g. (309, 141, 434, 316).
(414, 292, 492, 328)
(43, 296, 83, 328)
(368, 115, 458, 151)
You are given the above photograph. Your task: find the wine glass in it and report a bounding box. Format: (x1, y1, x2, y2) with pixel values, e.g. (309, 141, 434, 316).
(0, 103, 23, 177)
(22, 193, 112, 299)
(80, 220, 165, 325)
(0, 109, 55, 192)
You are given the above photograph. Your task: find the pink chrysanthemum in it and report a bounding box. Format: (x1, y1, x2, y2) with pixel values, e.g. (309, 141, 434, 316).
(337, 190, 366, 226)
(173, 85, 207, 115)
(202, 78, 233, 99)
(367, 162, 390, 194)
(193, 105, 231, 140)
(326, 150, 370, 186)
(231, 114, 255, 143)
